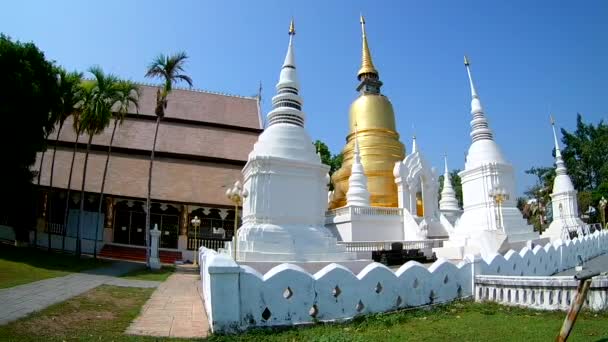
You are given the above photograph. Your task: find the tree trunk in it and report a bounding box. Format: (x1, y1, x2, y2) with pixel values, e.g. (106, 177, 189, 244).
(94, 120, 118, 258)
(76, 134, 93, 257)
(48, 123, 63, 251)
(145, 116, 161, 267)
(62, 133, 80, 253)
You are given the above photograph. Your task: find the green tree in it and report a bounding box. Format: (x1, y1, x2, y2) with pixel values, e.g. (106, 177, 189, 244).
(47, 69, 83, 252)
(561, 113, 608, 191)
(0, 35, 60, 242)
(313, 140, 343, 175)
(92, 80, 140, 257)
(522, 166, 555, 231)
(314, 140, 344, 190)
(145, 52, 193, 266)
(75, 67, 122, 256)
(438, 169, 463, 208)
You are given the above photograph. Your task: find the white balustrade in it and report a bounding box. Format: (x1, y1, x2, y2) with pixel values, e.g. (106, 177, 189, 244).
(326, 206, 403, 219)
(337, 239, 445, 252)
(475, 275, 608, 311)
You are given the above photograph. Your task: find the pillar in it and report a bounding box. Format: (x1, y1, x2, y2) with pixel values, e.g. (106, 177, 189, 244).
(103, 197, 114, 243)
(178, 204, 189, 257)
(149, 223, 162, 270)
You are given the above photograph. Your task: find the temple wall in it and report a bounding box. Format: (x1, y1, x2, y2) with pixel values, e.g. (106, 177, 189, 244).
(199, 230, 608, 333)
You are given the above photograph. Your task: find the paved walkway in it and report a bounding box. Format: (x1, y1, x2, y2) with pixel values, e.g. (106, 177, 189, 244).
(126, 273, 208, 339)
(0, 262, 160, 325)
(555, 253, 608, 276)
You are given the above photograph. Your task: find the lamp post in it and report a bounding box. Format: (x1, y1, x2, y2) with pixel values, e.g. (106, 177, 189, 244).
(190, 215, 201, 266)
(225, 181, 248, 260)
(489, 187, 509, 231)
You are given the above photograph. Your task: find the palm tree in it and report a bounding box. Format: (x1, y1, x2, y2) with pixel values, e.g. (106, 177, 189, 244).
(144, 52, 193, 266)
(61, 78, 86, 253)
(43, 69, 83, 252)
(75, 66, 121, 256)
(92, 80, 140, 258)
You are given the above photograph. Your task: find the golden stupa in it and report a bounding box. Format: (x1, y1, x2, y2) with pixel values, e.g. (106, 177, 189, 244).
(329, 15, 406, 209)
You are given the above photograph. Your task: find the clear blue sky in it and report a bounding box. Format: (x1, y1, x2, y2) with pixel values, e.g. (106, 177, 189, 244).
(2, 1, 607, 195)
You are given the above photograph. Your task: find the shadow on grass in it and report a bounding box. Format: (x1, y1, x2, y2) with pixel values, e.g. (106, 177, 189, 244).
(120, 265, 175, 282)
(0, 243, 108, 273)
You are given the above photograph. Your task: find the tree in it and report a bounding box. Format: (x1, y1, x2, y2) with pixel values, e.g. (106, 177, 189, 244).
(522, 166, 555, 231)
(561, 113, 608, 191)
(144, 52, 193, 266)
(46, 69, 83, 252)
(93, 80, 140, 258)
(0, 35, 60, 243)
(75, 67, 122, 256)
(314, 140, 344, 190)
(438, 169, 463, 208)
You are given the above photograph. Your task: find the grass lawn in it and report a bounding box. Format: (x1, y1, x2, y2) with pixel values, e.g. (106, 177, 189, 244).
(208, 301, 608, 342)
(0, 285, 606, 342)
(120, 265, 175, 282)
(0, 243, 108, 289)
(0, 285, 155, 342)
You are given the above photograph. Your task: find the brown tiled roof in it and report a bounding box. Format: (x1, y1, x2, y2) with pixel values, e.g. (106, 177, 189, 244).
(36, 85, 263, 206)
(135, 85, 262, 129)
(53, 116, 258, 162)
(36, 148, 242, 206)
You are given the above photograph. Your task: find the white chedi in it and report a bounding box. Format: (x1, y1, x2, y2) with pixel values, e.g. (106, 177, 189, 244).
(439, 155, 462, 227)
(234, 20, 354, 262)
(439, 156, 460, 212)
(542, 118, 585, 241)
(435, 57, 541, 259)
(346, 128, 371, 207)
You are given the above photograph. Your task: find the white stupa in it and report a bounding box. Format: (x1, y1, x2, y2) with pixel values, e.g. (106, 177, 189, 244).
(346, 127, 371, 207)
(435, 56, 542, 259)
(542, 117, 585, 241)
(234, 20, 354, 262)
(439, 155, 462, 226)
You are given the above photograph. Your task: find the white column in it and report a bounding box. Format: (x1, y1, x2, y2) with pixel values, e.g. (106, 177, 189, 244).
(149, 223, 161, 270)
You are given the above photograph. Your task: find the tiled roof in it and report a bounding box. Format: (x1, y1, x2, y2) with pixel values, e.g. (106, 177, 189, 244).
(135, 84, 262, 129)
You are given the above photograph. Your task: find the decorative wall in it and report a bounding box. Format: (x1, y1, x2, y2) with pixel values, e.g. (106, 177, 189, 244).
(199, 230, 608, 333)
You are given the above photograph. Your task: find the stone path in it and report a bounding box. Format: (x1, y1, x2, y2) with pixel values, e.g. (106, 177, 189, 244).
(126, 273, 209, 339)
(0, 261, 160, 325)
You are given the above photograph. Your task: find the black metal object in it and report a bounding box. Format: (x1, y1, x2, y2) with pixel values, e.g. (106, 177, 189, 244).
(371, 248, 430, 266)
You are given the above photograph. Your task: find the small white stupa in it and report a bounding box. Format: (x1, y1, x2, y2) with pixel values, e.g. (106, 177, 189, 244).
(346, 126, 371, 207)
(435, 56, 543, 259)
(234, 20, 354, 262)
(542, 116, 585, 241)
(439, 155, 462, 226)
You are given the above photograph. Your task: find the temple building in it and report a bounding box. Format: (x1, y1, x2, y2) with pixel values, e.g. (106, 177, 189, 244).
(329, 15, 406, 209)
(33, 84, 262, 262)
(541, 117, 585, 241)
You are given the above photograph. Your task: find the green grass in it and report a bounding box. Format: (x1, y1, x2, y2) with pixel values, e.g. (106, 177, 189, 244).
(207, 301, 608, 342)
(0, 285, 156, 342)
(0, 287, 607, 342)
(120, 265, 175, 282)
(0, 243, 108, 289)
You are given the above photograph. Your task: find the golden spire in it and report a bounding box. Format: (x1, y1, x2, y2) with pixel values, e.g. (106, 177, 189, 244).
(289, 18, 295, 35)
(357, 14, 379, 79)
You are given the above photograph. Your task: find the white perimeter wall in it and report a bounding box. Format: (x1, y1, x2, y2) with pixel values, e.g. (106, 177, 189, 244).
(199, 230, 608, 333)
